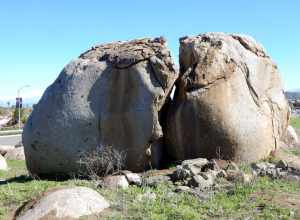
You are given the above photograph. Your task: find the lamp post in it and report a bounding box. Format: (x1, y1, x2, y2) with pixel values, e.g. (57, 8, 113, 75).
(17, 85, 30, 129)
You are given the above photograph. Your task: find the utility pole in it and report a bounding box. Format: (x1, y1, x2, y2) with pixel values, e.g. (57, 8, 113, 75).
(17, 85, 30, 129)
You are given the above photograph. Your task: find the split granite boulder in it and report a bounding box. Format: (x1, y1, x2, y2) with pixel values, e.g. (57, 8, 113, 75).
(165, 33, 290, 163)
(23, 33, 290, 176)
(23, 37, 178, 175)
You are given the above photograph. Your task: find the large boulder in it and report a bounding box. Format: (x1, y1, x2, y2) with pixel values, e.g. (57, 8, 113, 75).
(15, 187, 109, 220)
(23, 37, 178, 175)
(165, 33, 290, 162)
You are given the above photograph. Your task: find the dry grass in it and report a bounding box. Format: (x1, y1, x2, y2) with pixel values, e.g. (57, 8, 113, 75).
(78, 145, 126, 180)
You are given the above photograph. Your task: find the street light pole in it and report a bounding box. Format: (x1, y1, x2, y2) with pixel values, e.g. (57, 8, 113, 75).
(17, 85, 30, 129)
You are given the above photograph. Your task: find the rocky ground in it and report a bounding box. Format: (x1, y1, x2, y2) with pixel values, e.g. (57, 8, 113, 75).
(1, 152, 300, 219)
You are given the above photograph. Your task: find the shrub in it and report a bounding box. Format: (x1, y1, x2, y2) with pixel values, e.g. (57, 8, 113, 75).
(78, 145, 126, 180)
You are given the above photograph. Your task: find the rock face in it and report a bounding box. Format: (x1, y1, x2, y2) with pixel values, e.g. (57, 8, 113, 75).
(15, 187, 109, 220)
(0, 154, 8, 171)
(166, 33, 290, 163)
(23, 37, 178, 175)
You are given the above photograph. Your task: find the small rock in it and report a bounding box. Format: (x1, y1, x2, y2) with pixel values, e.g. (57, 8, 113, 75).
(266, 168, 278, 179)
(189, 175, 206, 188)
(285, 174, 300, 182)
(175, 185, 214, 201)
(15, 141, 23, 148)
(276, 160, 288, 170)
(193, 190, 215, 201)
(204, 169, 219, 179)
(241, 173, 254, 184)
(175, 185, 191, 193)
(251, 162, 275, 172)
(4, 147, 25, 160)
(216, 170, 227, 178)
(207, 159, 221, 171)
(213, 160, 231, 170)
(225, 162, 239, 171)
(226, 170, 252, 183)
(200, 170, 218, 186)
(0, 145, 15, 156)
(188, 174, 213, 189)
(276, 168, 288, 178)
(0, 154, 8, 171)
(143, 175, 171, 187)
(125, 173, 142, 186)
(171, 165, 191, 181)
(100, 175, 129, 189)
(226, 170, 240, 182)
(137, 191, 156, 202)
(182, 158, 209, 175)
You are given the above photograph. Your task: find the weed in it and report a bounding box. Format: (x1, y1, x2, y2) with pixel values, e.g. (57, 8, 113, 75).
(78, 145, 126, 180)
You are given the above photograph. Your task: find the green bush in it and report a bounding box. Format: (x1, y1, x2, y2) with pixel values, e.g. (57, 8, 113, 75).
(12, 108, 31, 125)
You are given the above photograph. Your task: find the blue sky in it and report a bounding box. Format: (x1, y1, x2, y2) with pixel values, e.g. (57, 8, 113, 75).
(0, 0, 299, 104)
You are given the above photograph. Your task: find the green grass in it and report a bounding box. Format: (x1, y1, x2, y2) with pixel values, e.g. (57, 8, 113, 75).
(1, 161, 300, 219)
(0, 127, 21, 131)
(290, 117, 300, 129)
(289, 148, 300, 156)
(0, 160, 96, 219)
(103, 177, 300, 219)
(0, 131, 22, 136)
(0, 160, 27, 179)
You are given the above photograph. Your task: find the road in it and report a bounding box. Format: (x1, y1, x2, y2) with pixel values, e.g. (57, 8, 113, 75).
(0, 134, 22, 146)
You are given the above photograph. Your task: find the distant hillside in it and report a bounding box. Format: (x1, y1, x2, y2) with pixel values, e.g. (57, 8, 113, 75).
(285, 91, 300, 100)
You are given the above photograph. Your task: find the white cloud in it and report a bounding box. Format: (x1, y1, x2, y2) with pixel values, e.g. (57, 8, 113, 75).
(0, 88, 44, 101)
(22, 88, 44, 99)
